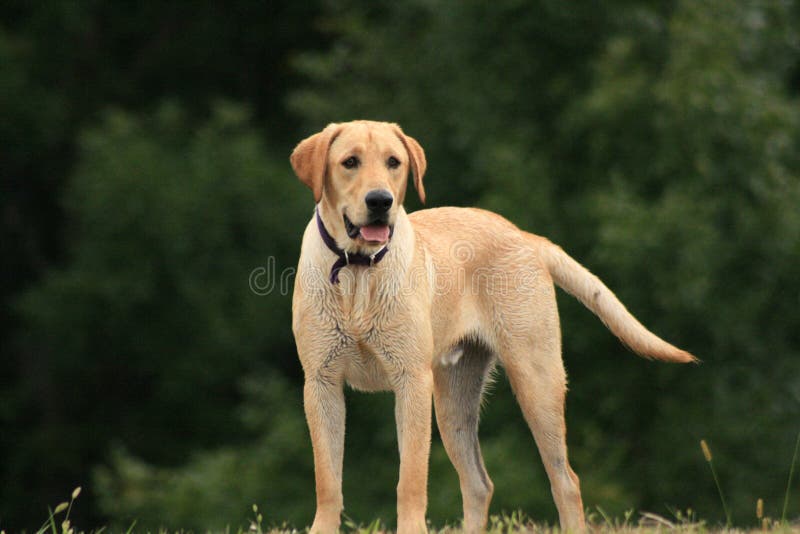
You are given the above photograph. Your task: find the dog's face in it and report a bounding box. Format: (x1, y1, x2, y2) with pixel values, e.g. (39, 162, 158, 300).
(291, 121, 426, 252)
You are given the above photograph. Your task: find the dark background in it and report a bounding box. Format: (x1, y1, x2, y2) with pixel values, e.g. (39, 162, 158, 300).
(2, 1, 799, 530)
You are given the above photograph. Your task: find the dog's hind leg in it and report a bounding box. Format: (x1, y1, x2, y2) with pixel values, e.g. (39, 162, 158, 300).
(500, 293, 586, 531)
(433, 342, 495, 534)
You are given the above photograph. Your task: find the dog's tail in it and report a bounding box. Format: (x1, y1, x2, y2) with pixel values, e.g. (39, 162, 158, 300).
(541, 240, 697, 363)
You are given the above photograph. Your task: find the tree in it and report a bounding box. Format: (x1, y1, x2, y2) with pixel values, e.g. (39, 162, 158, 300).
(2, 1, 327, 527)
(286, 0, 800, 523)
(7, 0, 800, 529)
(14, 103, 309, 527)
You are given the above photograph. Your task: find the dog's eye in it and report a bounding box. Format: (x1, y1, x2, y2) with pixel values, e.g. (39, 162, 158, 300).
(387, 156, 400, 169)
(342, 156, 360, 169)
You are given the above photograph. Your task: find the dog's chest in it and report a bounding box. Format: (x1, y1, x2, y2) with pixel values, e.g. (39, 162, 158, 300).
(322, 278, 404, 391)
(329, 320, 396, 392)
(341, 341, 394, 392)
(324, 270, 397, 333)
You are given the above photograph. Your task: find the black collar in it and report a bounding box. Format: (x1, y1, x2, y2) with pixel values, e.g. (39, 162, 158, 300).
(315, 209, 390, 284)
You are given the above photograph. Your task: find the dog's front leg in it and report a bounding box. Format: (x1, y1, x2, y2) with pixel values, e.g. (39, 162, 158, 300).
(393, 368, 433, 534)
(304, 371, 346, 534)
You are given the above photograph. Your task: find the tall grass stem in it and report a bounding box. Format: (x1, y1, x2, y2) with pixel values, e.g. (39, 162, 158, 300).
(781, 430, 800, 523)
(701, 439, 731, 527)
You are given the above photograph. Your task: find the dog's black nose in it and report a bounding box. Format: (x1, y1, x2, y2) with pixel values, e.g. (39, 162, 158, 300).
(365, 189, 393, 213)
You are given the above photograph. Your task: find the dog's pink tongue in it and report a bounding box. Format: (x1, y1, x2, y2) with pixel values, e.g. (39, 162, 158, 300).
(359, 225, 390, 242)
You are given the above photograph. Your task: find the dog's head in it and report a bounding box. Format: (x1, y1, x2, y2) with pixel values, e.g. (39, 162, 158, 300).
(290, 121, 426, 252)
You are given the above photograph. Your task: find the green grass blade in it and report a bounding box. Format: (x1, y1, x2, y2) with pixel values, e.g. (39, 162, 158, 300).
(701, 440, 731, 527)
(781, 429, 800, 523)
(595, 504, 613, 527)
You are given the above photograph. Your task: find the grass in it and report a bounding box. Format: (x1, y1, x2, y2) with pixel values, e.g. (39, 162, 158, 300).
(782, 431, 800, 523)
(10, 433, 800, 534)
(700, 439, 731, 527)
(21, 510, 800, 534)
(17, 495, 800, 534)
(696, 434, 800, 533)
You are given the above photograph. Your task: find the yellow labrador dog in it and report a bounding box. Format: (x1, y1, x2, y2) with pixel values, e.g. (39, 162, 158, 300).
(290, 120, 695, 534)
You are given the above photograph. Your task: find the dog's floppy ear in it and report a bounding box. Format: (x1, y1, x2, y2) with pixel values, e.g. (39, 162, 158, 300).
(393, 126, 427, 204)
(290, 123, 342, 203)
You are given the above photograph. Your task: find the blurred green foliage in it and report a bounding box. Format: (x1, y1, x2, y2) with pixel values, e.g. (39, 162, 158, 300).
(2, 0, 800, 531)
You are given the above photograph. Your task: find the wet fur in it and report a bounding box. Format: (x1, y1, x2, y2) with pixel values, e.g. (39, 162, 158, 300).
(290, 121, 695, 534)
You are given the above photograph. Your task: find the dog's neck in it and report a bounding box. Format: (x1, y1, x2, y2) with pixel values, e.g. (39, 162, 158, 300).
(315, 208, 391, 284)
(312, 205, 414, 286)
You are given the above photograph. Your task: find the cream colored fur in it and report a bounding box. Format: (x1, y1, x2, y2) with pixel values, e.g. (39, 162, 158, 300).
(290, 121, 695, 534)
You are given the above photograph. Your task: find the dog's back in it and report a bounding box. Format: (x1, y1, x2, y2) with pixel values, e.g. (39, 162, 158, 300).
(410, 206, 696, 363)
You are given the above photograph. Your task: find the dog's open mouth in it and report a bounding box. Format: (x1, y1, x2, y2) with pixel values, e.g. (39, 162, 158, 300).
(343, 214, 392, 244)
